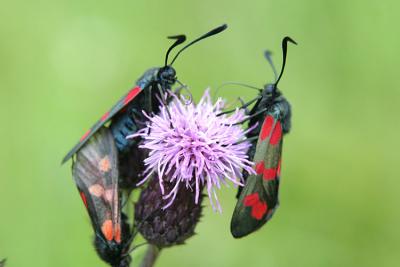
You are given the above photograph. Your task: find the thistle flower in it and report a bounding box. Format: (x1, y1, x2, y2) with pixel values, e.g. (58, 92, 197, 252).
(134, 176, 203, 247)
(128, 89, 255, 212)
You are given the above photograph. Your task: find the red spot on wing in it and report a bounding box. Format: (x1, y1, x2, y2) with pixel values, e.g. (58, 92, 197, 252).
(270, 121, 282, 145)
(244, 193, 268, 220)
(114, 224, 121, 243)
(101, 220, 114, 241)
(100, 111, 110, 122)
(277, 160, 282, 176)
(80, 129, 91, 142)
(263, 168, 277, 181)
(255, 161, 265, 175)
(80, 192, 88, 208)
(251, 201, 268, 220)
(244, 193, 260, 207)
(260, 115, 274, 141)
(123, 86, 141, 105)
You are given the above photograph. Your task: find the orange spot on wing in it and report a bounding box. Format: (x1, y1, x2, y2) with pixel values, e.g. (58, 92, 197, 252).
(99, 156, 111, 173)
(104, 189, 114, 203)
(101, 220, 113, 241)
(89, 184, 104, 197)
(114, 224, 121, 243)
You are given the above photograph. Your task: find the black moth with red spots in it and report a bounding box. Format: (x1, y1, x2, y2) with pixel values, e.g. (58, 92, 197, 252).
(63, 25, 228, 266)
(62, 24, 228, 192)
(62, 24, 228, 166)
(73, 127, 132, 267)
(230, 37, 297, 238)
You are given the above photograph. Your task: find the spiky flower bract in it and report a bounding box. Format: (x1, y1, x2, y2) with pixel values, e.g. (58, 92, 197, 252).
(128, 89, 255, 212)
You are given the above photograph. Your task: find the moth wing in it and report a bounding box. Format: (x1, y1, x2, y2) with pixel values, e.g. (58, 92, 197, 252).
(231, 113, 283, 238)
(62, 85, 143, 164)
(72, 127, 121, 242)
(255, 113, 283, 219)
(231, 172, 269, 238)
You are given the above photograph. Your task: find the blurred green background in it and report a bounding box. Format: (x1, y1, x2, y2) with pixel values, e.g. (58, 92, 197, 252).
(1, 0, 399, 266)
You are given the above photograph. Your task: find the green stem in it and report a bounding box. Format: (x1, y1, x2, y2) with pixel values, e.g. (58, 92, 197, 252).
(140, 245, 160, 267)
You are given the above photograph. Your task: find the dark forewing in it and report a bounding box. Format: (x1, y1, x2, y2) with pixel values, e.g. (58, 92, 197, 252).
(72, 127, 121, 242)
(231, 113, 283, 238)
(62, 85, 142, 164)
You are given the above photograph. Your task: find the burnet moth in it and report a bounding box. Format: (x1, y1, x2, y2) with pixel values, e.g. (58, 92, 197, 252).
(66, 25, 228, 265)
(72, 127, 132, 266)
(230, 37, 297, 238)
(62, 24, 228, 166)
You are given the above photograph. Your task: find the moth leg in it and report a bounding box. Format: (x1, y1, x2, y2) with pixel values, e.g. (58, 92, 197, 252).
(229, 107, 269, 126)
(131, 109, 147, 127)
(217, 96, 261, 116)
(238, 97, 251, 114)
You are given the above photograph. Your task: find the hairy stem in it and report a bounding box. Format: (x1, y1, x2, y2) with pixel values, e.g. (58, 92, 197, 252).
(140, 245, 160, 267)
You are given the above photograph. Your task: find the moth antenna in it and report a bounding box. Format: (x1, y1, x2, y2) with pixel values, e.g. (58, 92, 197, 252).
(164, 35, 186, 67)
(214, 82, 262, 99)
(169, 24, 228, 65)
(264, 51, 278, 81)
(274, 36, 297, 88)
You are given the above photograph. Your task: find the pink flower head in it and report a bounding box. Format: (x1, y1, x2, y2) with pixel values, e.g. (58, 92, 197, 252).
(128, 89, 255, 212)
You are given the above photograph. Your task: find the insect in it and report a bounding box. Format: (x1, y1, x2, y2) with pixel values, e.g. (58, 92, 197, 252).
(230, 37, 297, 238)
(62, 24, 228, 166)
(72, 127, 133, 266)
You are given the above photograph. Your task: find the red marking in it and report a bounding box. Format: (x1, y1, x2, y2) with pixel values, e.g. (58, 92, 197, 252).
(80, 129, 91, 142)
(100, 111, 110, 122)
(114, 224, 121, 243)
(270, 121, 282, 145)
(101, 220, 113, 241)
(255, 161, 265, 175)
(263, 168, 277, 181)
(260, 115, 274, 141)
(252, 201, 268, 220)
(80, 192, 88, 208)
(244, 193, 268, 220)
(244, 193, 260, 207)
(123, 86, 141, 105)
(277, 160, 282, 176)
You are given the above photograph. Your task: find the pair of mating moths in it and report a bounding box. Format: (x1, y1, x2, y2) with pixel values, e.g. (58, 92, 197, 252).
(62, 24, 296, 266)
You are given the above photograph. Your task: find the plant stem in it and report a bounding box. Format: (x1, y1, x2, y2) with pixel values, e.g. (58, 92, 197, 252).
(140, 245, 160, 267)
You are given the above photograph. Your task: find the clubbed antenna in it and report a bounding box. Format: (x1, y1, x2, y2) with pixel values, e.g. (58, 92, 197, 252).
(274, 36, 297, 88)
(164, 35, 186, 67)
(264, 50, 278, 81)
(169, 24, 228, 65)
